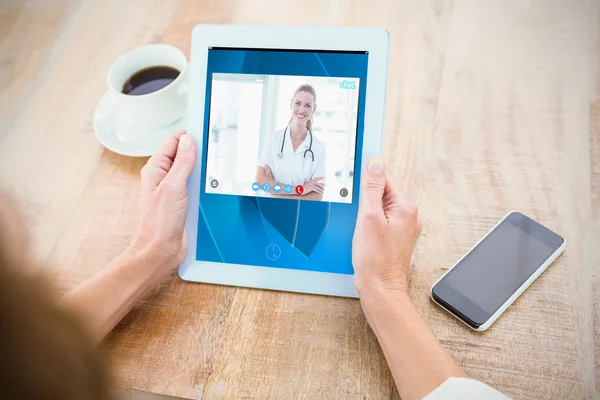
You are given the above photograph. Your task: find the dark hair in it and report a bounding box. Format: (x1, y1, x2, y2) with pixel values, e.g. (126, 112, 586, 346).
(0, 198, 113, 399)
(288, 84, 317, 132)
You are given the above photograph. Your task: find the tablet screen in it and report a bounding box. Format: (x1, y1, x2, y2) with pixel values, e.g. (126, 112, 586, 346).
(196, 47, 368, 274)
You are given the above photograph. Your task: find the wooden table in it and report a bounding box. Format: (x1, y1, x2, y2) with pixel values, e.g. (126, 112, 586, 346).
(1, 1, 598, 399)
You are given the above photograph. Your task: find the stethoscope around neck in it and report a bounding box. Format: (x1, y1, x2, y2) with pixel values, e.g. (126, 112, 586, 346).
(277, 126, 315, 183)
(278, 126, 314, 161)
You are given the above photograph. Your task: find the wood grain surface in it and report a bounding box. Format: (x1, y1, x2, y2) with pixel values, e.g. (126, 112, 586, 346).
(1, 0, 598, 399)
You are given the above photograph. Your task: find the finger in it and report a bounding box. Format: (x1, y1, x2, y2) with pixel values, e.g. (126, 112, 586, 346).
(359, 157, 386, 218)
(382, 176, 402, 206)
(141, 130, 186, 190)
(384, 176, 417, 210)
(165, 134, 196, 187)
(383, 176, 419, 222)
(147, 130, 186, 166)
(310, 177, 324, 183)
(159, 130, 186, 160)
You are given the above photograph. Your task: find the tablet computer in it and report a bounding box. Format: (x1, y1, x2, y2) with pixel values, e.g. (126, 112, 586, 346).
(179, 24, 389, 297)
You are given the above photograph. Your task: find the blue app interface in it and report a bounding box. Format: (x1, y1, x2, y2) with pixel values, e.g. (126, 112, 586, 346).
(197, 48, 368, 274)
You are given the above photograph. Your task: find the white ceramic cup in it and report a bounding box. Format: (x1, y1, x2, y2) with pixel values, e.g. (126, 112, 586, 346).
(107, 44, 188, 132)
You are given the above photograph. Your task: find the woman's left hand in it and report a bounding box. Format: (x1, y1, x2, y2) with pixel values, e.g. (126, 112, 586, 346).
(130, 130, 196, 274)
(64, 131, 196, 343)
(302, 177, 325, 194)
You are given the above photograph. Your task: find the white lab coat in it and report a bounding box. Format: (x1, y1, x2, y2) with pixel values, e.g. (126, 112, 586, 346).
(257, 128, 326, 186)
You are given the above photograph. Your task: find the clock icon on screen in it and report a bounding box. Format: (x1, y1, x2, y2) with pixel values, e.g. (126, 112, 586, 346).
(266, 244, 282, 261)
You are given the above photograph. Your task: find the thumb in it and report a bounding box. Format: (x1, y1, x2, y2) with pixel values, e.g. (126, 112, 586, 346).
(360, 157, 386, 213)
(167, 134, 196, 186)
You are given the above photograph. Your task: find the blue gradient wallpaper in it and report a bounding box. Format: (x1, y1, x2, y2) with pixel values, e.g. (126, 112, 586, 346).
(196, 48, 368, 274)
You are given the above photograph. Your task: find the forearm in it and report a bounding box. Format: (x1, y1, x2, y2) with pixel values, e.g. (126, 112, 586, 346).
(255, 167, 284, 188)
(63, 247, 172, 345)
(256, 167, 320, 198)
(256, 175, 282, 188)
(360, 286, 466, 400)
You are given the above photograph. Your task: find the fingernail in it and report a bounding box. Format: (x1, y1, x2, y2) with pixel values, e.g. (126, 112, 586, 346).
(368, 158, 385, 174)
(179, 134, 192, 150)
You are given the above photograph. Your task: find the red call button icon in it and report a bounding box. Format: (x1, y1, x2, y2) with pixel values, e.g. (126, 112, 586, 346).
(295, 185, 304, 195)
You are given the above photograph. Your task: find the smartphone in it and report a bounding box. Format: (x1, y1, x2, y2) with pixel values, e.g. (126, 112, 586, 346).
(431, 211, 566, 331)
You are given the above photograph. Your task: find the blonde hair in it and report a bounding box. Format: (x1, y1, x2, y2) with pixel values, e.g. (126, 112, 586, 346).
(288, 84, 317, 132)
(0, 195, 113, 399)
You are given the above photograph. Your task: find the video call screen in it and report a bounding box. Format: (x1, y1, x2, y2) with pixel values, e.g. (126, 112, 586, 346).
(196, 47, 368, 273)
(204, 73, 360, 204)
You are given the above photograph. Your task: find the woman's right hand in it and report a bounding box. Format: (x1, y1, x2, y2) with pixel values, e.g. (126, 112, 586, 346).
(352, 158, 469, 400)
(352, 157, 422, 297)
(301, 177, 325, 195)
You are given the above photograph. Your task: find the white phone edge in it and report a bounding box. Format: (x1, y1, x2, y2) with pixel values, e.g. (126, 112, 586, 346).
(429, 211, 567, 332)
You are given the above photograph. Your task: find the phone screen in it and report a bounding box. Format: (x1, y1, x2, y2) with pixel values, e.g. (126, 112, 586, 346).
(432, 212, 564, 328)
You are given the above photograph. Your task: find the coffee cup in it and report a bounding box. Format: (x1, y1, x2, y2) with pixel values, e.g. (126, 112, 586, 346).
(107, 44, 188, 132)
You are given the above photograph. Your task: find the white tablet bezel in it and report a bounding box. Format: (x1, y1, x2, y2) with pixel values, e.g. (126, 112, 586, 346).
(179, 24, 389, 298)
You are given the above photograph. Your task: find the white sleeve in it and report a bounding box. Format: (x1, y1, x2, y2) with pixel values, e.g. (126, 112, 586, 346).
(257, 132, 273, 168)
(425, 378, 511, 400)
(313, 142, 326, 185)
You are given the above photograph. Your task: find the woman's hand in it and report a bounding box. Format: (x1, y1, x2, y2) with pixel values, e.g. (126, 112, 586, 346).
(129, 130, 196, 275)
(64, 131, 196, 343)
(352, 157, 422, 296)
(352, 157, 469, 400)
(301, 177, 325, 195)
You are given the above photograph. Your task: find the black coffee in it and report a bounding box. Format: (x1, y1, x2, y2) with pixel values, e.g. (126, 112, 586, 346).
(122, 66, 180, 95)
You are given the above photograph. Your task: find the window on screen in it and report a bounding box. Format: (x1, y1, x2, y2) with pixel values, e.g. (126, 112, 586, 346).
(204, 73, 360, 204)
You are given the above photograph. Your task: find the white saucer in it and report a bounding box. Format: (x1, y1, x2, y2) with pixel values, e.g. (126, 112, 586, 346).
(93, 90, 187, 157)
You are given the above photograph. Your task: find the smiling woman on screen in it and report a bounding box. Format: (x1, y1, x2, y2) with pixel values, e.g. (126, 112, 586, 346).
(255, 84, 327, 200)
